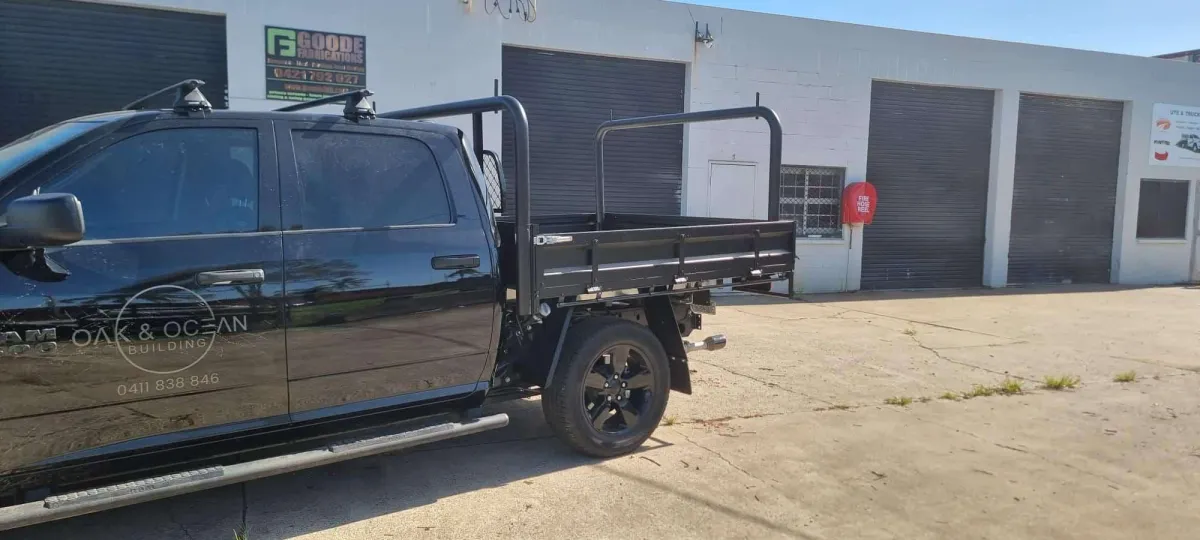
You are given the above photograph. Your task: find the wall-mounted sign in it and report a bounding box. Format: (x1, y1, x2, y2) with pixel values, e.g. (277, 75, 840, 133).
(1149, 103, 1200, 167)
(265, 26, 366, 102)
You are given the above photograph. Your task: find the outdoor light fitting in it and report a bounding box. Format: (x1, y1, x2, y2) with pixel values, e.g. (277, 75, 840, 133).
(695, 21, 715, 48)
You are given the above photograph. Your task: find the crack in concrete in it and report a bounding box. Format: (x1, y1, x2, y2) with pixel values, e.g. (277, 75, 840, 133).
(935, 341, 1030, 350)
(689, 358, 836, 406)
(726, 307, 849, 322)
(906, 334, 1036, 382)
(238, 482, 249, 540)
(1106, 355, 1200, 375)
(816, 306, 1013, 340)
(166, 505, 197, 540)
(678, 411, 789, 425)
(911, 414, 1129, 489)
(677, 430, 763, 483)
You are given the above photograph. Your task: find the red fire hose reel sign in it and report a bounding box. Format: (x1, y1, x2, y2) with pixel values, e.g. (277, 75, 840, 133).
(841, 182, 877, 225)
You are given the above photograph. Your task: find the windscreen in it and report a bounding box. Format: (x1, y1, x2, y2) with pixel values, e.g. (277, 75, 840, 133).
(0, 121, 103, 180)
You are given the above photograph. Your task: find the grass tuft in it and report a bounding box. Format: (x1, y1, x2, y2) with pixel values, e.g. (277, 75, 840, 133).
(996, 378, 1024, 395)
(884, 396, 913, 407)
(964, 384, 996, 399)
(1113, 371, 1137, 383)
(663, 416, 677, 426)
(1042, 375, 1081, 391)
(939, 391, 962, 401)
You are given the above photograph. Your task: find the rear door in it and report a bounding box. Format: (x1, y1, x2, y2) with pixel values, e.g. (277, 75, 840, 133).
(275, 121, 497, 419)
(0, 119, 288, 474)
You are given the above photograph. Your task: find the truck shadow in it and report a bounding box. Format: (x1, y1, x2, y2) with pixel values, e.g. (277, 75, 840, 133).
(5, 398, 674, 540)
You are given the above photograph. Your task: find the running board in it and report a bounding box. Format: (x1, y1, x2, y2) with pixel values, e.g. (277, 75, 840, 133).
(0, 413, 509, 531)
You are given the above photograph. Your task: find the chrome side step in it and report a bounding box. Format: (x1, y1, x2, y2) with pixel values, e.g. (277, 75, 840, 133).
(0, 413, 509, 531)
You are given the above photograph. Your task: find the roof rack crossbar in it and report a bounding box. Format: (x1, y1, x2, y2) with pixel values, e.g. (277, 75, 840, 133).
(274, 89, 376, 121)
(123, 79, 210, 112)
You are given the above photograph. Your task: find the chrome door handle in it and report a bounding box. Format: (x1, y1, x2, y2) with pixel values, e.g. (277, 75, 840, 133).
(196, 269, 265, 286)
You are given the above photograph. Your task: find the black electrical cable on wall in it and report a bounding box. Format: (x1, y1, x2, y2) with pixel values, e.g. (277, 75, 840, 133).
(485, 0, 536, 23)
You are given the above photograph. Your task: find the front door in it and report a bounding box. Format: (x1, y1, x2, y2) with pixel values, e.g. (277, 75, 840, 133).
(275, 121, 495, 419)
(0, 120, 288, 475)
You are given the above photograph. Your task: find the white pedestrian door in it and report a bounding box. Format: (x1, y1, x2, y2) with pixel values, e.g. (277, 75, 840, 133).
(707, 162, 757, 219)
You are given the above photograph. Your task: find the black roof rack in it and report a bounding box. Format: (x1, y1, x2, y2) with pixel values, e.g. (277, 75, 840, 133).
(274, 89, 375, 121)
(123, 79, 211, 114)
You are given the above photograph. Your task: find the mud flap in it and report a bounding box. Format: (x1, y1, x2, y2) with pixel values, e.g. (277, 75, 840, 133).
(645, 296, 692, 394)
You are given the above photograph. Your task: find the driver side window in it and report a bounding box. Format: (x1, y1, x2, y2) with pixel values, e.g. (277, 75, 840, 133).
(41, 128, 259, 240)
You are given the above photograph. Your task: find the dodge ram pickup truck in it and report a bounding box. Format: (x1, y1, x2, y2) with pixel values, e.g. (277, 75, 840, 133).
(0, 80, 795, 529)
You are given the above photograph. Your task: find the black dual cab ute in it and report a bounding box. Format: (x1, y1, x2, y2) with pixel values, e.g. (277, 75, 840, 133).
(0, 80, 795, 529)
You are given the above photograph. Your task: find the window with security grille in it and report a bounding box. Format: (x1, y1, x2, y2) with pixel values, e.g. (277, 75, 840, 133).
(779, 165, 844, 238)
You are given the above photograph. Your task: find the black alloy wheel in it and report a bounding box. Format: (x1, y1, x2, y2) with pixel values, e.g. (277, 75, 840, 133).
(542, 317, 671, 457)
(582, 344, 655, 434)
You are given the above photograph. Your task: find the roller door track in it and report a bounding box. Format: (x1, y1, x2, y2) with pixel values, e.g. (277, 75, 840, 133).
(862, 81, 995, 289)
(1008, 94, 1123, 285)
(501, 46, 685, 215)
(0, 0, 227, 146)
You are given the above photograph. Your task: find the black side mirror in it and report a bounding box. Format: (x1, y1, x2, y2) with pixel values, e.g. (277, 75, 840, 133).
(0, 193, 86, 249)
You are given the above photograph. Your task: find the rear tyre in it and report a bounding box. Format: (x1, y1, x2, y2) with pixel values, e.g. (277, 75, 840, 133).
(542, 317, 671, 458)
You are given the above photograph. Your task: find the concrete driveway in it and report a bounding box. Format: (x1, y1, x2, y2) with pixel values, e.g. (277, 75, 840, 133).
(6, 286, 1200, 539)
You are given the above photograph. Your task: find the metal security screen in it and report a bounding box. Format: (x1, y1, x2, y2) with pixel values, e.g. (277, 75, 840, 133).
(779, 166, 843, 238)
(0, 0, 228, 146)
(1009, 93, 1123, 285)
(862, 81, 994, 290)
(501, 46, 685, 215)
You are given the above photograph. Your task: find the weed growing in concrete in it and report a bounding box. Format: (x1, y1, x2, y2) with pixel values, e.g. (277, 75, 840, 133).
(1113, 371, 1137, 383)
(830, 404, 853, 410)
(663, 416, 678, 426)
(939, 391, 962, 401)
(964, 384, 996, 399)
(884, 396, 913, 407)
(902, 328, 917, 336)
(1043, 375, 1081, 390)
(996, 378, 1023, 395)
(234, 527, 250, 540)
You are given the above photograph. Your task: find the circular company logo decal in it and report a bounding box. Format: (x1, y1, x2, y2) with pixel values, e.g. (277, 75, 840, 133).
(1156, 118, 1172, 131)
(114, 285, 217, 375)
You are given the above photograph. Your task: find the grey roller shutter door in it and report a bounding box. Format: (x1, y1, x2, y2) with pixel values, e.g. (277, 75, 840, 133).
(862, 81, 995, 289)
(1008, 94, 1123, 285)
(0, 0, 227, 145)
(501, 46, 685, 215)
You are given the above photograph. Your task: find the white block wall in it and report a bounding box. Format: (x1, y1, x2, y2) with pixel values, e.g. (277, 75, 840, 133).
(130, 0, 1200, 291)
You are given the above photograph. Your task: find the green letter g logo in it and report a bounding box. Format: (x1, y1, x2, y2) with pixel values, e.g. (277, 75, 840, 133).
(267, 28, 296, 57)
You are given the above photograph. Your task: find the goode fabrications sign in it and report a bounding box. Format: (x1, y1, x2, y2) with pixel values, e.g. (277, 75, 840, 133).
(1150, 103, 1200, 167)
(265, 25, 367, 101)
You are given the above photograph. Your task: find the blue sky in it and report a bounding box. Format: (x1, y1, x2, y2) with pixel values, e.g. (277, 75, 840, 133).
(677, 0, 1193, 57)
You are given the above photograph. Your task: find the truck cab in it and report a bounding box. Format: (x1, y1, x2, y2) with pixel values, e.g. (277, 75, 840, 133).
(0, 81, 794, 529)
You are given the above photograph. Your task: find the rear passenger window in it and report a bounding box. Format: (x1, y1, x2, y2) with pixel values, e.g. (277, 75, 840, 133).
(291, 131, 451, 230)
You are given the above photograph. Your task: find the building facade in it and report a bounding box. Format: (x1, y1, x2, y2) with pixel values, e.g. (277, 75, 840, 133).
(3, 0, 1199, 293)
(1157, 49, 1200, 63)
